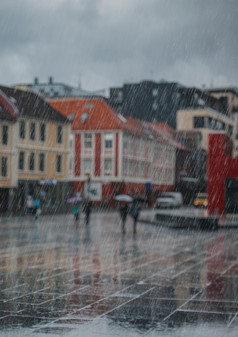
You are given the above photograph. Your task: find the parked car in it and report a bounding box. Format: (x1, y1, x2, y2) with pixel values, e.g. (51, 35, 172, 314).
(155, 192, 183, 208)
(193, 193, 208, 208)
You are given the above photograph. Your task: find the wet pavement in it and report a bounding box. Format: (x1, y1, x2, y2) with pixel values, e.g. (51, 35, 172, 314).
(0, 209, 238, 336)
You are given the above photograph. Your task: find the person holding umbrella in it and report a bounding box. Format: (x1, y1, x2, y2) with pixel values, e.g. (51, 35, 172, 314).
(67, 194, 82, 222)
(119, 201, 129, 234)
(129, 197, 142, 234)
(114, 194, 133, 234)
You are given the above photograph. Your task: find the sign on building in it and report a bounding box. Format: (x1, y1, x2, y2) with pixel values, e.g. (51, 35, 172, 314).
(84, 182, 102, 201)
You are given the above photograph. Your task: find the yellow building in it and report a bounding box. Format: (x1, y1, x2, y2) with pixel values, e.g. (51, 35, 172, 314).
(0, 86, 73, 214)
(176, 107, 235, 151)
(0, 90, 18, 211)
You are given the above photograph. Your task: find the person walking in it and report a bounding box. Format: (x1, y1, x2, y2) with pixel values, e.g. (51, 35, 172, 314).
(129, 199, 141, 234)
(73, 203, 80, 222)
(26, 195, 34, 215)
(119, 201, 129, 234)
(33, 197, 41, 219)
(84, 198, 93, 225)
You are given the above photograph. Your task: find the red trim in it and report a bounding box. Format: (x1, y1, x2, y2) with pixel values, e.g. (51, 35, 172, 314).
(0, 92, 18, 117)
(75, 134, 81, 176)
(94, 133, 101, 176)
(208, 134, 238, 215)
(115, 133, 119, 177)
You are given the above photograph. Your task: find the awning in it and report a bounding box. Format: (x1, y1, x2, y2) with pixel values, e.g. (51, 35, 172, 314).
(39, 178, 57, 186)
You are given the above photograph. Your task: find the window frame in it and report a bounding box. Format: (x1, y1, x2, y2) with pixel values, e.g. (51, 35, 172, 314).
(29, 152, 35, 171)
(19, 151, 25, 170)
(39, 153, 45, 172)
(40, 123, 46, 142)
(104, 133, 113, 150)
(30, 121, 36, 141)
(57, 125, 63, 144)
(1, 157, 8, 177)
(83, 159, 92, 174)
(2, 125, 9, 145)
(84, 133, 92, 149)
(104, 158, 112, 174)
(56, 154, 62, 173)
(19, 120, 26, 139)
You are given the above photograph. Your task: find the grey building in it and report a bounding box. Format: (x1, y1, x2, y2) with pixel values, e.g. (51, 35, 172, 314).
(109, 80, 229, 129)
(13, 77, 106, 99)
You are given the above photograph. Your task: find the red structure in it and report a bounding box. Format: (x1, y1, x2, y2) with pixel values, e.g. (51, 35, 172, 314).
(208, 133, 237, 215)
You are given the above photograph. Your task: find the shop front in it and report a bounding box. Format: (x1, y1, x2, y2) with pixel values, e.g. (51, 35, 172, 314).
(14, 179, 74, 215)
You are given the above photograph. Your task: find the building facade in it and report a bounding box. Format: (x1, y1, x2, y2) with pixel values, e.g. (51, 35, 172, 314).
(49, 98, 187, 206)
(176, 107, 235, 151)
(108, 81, 230, 129)
(0, 91, 18, 212)
(0, 86, 73, 214)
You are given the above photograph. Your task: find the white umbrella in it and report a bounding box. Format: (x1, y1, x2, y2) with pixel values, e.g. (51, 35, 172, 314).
(114, 194, 133, 202)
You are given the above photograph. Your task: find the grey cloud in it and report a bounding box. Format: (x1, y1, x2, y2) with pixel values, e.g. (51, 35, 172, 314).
(0, 0, 237, 89)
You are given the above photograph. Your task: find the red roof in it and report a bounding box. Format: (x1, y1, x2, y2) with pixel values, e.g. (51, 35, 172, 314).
(48, 98, 144, 134)
(48, 97, 188, 150)
(0, 89, 18, 120)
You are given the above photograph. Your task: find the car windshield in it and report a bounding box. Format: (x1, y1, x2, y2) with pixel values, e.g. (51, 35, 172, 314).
(159, 194, 174, 199)
(196, 195, 207, 200)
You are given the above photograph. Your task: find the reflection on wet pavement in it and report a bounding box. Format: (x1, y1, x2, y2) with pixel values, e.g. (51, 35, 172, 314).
(0, 211, 238, 336)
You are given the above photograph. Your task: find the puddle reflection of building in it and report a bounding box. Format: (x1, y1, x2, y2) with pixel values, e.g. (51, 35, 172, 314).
(119, 235, 139, 258)
(84, 224, 91, 244)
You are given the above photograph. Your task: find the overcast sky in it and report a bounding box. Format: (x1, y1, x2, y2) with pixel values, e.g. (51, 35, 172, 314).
(0, 0, 237, 92)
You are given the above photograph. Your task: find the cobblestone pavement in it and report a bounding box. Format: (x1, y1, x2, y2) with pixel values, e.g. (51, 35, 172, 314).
(0, 210, 238, 336)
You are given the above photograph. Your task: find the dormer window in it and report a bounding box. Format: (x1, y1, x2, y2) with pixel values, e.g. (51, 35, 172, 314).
(84, 133, 92, 149)
(105, 133, 113, 149)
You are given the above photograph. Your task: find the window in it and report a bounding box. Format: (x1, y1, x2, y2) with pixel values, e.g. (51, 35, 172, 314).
(227, 125, 233, 137)
(19, 152, 25, 170)
(129, 160, 134, 175)
(194, 117, 204, 128)
(2, 125, 8, 145)
(129, 135, 134, 152)
(104, 159, 112, 174)
(152, 88, 158, 97)
(152, 102, 158, 110)
(208, 117, 225, 131)
(39, 153, 45, 172)
(30, 122, 36, 141)
(19, 120, 26, 139)
(123, 135, 128, 151)
(147, 163, 152, 177)
(69, 134, 73, 148)
(84, 133, 92, 149)
(135, 137, 140, 154)
(153, 168, 162, 183)
(148, 141, 152, 157)
(135, 161, 140, 176)
(56, 155, 62, 173)
(140, 162, 145, 176)
(1, 157, 7, 177)
(166, 169, 173, 183)
(84, 159, 92, 173)
(123, 158, 128, 175)
(40, 123, 46, 142)
(57, 125, 63, 144)
(29, 153, 35, 171)
(166, 149, 173, 162)
(105, 133, 113, 149)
